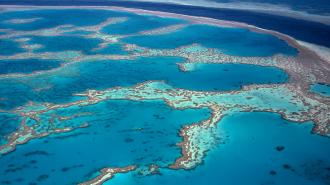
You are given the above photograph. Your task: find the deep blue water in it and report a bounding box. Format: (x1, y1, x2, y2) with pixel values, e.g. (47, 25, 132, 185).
(0, 9, 128, 31)
(1, 1, 329, 47)
(101, 14, 185, 35)
(10, 12, 298, 57)
(310, 83, 330, 97)
(27, 36, 128, 55)
(209, 0, 330, 15)
(0, 57, 288, 110)
(0, 59, 62, 74)
(28, 36, 103, 54)
(89, 43, 128, 55)
(1, 0, 329, 15)
(0, 39, 25, 56)
(106, 112, 330, 185)
(0, 113, 20, 145)
(0, 8, 184, 34)
(124, 24, 297, 56)
(130, 0, 330, 15)
(0, 100, 210, 185)
(115, 2, 330, 48)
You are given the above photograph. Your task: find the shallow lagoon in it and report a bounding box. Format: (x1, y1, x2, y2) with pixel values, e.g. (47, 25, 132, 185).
(0, 57, 288, 110)
(310, 83, 330, 97)
(106, 112, 330, 185)
(0, 7, 328, 185)
(0, 100, 210, 185)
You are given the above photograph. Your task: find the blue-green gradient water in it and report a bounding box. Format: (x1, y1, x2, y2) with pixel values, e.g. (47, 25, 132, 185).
(0, 57, 288, 110)
(0, 8, 296, 111)
(124, 24, 297, 57)
(106, 112, 330, 185)
(0, 100, 210, 185)
(0, 7, 328, 185)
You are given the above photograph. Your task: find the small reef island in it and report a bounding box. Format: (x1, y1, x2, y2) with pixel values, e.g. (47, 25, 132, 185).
(0, 3, 329, 185)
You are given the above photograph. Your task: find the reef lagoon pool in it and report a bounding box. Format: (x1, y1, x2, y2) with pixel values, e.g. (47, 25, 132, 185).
(311, 83, 330, 97)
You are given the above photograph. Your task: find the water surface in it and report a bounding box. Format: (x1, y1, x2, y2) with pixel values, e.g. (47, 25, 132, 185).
(0, 59, 63, 75)
(0, 57, 288, 110)
(310, 83, 330, 97)
(107, 112, 330, 185)
(124, 24, 297, 57)
(0, 100, 210, 185)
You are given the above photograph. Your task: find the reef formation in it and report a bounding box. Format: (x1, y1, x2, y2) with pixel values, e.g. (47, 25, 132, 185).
(0, 6, 329, 185)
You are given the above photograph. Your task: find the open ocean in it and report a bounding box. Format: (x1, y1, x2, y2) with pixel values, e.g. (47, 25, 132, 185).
(0, 0, 329, 47)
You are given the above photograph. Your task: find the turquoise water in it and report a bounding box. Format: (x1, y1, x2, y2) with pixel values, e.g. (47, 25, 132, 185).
(106, 112, 330, 185)
(0, 100, 210, 185)
(0, 57, 288, 110)
(123, 24, 298, 56)
(0, 59, 62, 75)
(0, 8, 328, 185)
(310, 83, 330, 97)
